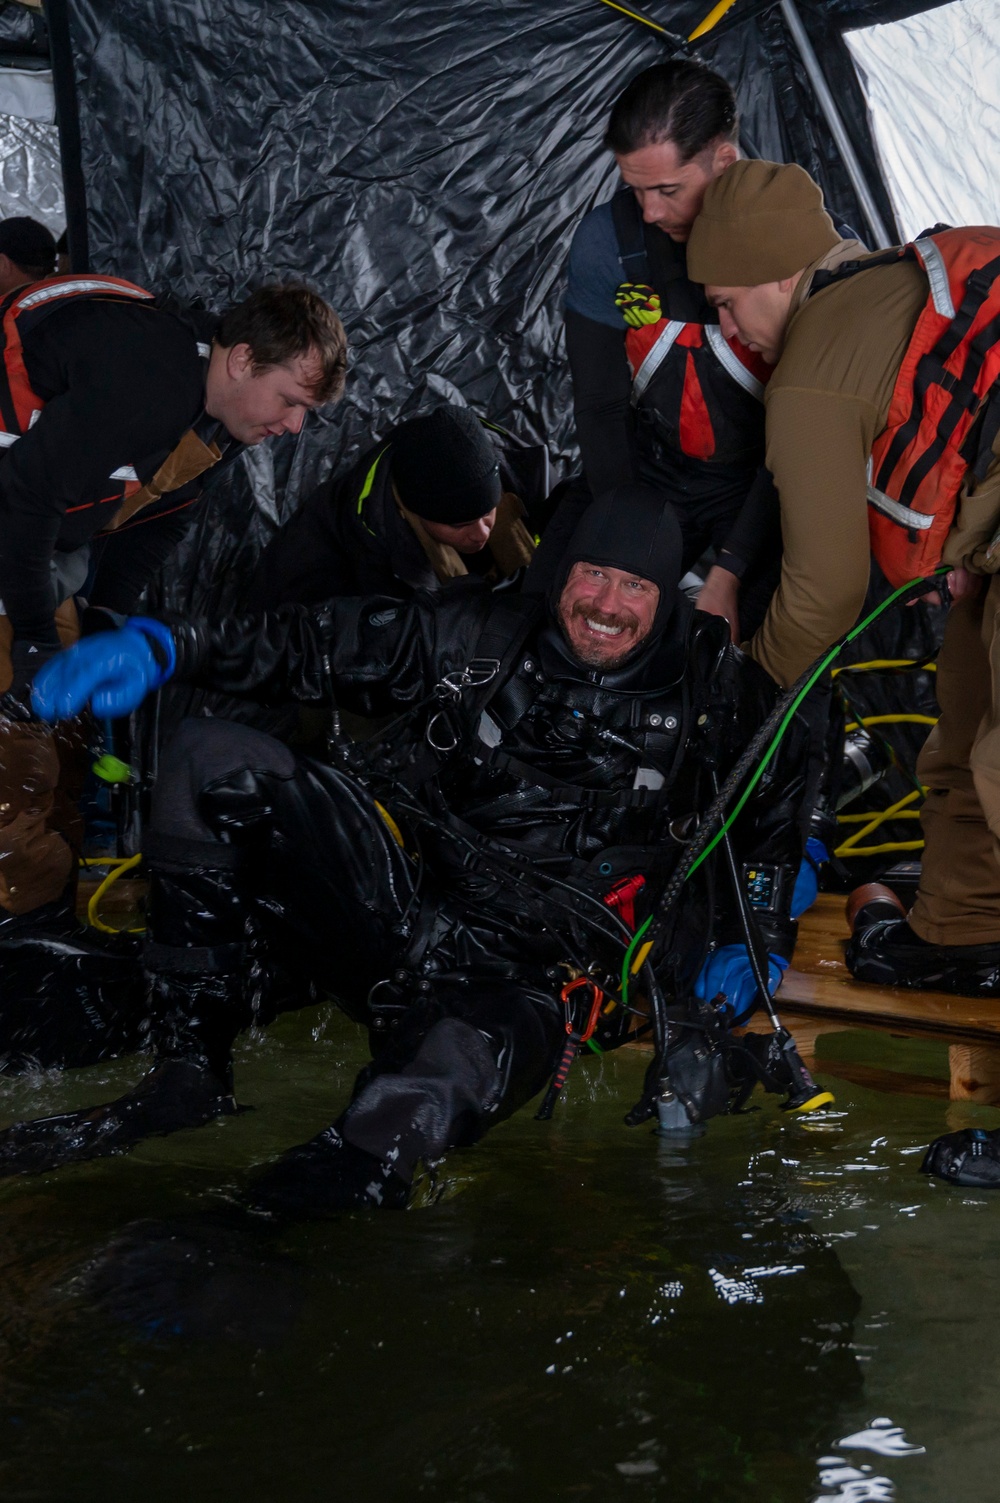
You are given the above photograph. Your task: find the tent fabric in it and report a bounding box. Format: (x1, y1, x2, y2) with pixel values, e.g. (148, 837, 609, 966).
(0, 4, 49, 60)
(0, 66, 53, 122)
(48, 0, 950, 630)
(846, 0, 1000, 240)
(0, 111, 62, 230)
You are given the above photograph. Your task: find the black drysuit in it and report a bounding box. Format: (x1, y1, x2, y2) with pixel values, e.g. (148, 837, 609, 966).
(139, 582, 806, 1196)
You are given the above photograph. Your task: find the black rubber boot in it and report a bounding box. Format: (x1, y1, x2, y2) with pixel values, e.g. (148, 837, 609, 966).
(244, 1127, 412, 1218)
(846, 918, 1000, 997)
(0, 852, 252, 1179)
(0, 1055, 237, 1179)
(727, 1027, 834, 1113)
(921, 1127, 1000, 1187)
(0, 901, 145, 1072)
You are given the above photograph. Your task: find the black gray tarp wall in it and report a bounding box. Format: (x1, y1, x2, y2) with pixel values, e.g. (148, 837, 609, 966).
(46, 0, 948, 617)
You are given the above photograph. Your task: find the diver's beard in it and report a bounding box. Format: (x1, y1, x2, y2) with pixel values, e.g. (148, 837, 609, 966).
(558, 603, 649, 669)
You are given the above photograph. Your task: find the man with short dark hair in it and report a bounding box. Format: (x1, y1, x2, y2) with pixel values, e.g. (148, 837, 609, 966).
(247, 404, 540, 608)
(0, 216, 56, 294)
(561, 60, 791, 640)
(0, 277, 347, 923)
(0, 488, 811, 1202)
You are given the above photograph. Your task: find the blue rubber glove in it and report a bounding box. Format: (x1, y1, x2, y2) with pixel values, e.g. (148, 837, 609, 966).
(695, 944, 789, 1025)
(790, 836, 829, 919)
(31, 617, 176, 722)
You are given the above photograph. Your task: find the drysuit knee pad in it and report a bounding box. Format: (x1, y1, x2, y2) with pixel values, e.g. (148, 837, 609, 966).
(152, 719, 298, 842)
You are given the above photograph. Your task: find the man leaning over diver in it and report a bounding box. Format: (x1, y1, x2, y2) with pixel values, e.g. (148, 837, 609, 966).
(684, 157, 1000, 1188)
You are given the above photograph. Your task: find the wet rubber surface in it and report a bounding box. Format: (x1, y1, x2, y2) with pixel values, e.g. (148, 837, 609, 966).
(0, 1007, 994, 1502)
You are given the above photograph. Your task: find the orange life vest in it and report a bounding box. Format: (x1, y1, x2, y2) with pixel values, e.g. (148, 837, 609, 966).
(623, 311, 772, 463)
(814, 228, 1000, 588)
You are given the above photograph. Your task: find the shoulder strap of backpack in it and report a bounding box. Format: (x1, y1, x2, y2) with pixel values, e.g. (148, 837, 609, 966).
(466, 592, 545, 705)
(808, 245, 913, 298)
(611, 188, 651, 287)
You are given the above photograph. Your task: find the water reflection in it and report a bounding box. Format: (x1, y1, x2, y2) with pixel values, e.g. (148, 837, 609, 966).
(0, 1025, 989, 1499)
(812, 1417, 926, 1500)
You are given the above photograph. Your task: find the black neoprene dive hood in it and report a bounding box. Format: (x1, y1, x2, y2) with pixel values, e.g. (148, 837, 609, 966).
(545, 484, 687, 685)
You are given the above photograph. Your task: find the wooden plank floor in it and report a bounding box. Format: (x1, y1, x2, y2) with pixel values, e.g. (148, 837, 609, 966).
(759, 894, 1000, 1103)
(778, 893, 1000, 1045)
(76, 875, 146, 924)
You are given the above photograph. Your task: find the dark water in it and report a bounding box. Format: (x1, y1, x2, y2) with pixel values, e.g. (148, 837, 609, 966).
(0, 1007, 995, 1503)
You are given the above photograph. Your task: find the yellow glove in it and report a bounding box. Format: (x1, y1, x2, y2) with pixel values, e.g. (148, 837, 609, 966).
(614, 282, 662, 329)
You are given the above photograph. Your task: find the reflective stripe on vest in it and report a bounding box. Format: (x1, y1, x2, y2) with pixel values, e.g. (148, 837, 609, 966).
(13, 277, 153, 313)
(628, 318, 760, 405)
(629, 317, 766, 407)
(866, 455, 933, 532)
(703, 324, 766, 402)
(912, 237, 955, 318)
(0, 276, 207, 495)
(630, 320, 687, 404)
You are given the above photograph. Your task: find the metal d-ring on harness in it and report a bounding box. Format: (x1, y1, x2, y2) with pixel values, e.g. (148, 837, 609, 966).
(424, 659, 501, 752)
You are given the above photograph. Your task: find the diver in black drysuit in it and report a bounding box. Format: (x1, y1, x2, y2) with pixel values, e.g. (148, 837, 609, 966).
(0, 488, 810, 1209)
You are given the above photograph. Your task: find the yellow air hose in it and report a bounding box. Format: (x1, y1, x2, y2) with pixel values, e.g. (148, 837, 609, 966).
(80, 853, 144, 934)
(831, 656, 939, 859)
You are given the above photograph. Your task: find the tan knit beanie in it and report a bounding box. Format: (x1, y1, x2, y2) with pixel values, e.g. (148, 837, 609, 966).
(687, 159, 841, 285)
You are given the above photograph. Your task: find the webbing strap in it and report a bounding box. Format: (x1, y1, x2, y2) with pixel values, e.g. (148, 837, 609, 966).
(611, 188, 650, 283)
(877, 258, 1000, 501)
(476, 741, 664, 808)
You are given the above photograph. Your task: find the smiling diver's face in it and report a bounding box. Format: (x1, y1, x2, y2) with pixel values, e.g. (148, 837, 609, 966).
(557, 560, 660, 669)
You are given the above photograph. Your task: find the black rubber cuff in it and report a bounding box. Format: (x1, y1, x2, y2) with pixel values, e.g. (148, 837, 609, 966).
(715, 549, 748, 581)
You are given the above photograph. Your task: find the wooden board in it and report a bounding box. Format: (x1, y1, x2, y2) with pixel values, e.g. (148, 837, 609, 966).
(76, 875, 146, 923)
(763, 893, 1000, 1104)
(777, 894, 1000, 1046)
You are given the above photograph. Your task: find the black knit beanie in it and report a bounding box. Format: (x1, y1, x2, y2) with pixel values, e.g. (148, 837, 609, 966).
(390, 407, 501, 524)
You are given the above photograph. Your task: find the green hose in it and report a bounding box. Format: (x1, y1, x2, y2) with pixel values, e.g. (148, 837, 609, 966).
(621, 567, 949, 1001)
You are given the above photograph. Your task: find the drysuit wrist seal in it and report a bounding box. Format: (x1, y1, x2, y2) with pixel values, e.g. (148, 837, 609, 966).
(127, 616, 177, 687)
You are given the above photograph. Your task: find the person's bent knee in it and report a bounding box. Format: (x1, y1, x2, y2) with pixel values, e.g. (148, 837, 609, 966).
(152, 719, 298, 840)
